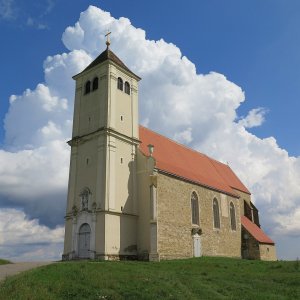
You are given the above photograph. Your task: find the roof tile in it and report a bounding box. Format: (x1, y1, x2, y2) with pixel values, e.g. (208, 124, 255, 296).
(75, 47, 141, 79)
(139, 126, 251, 197)
(241, 216, 274, 244)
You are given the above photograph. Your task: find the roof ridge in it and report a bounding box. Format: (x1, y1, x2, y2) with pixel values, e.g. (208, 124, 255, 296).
(207, 155, 228, 167)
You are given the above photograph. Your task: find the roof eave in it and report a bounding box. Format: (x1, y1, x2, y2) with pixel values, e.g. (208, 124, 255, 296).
(231, 187, 251, 196)
(72, 58, 141, 81)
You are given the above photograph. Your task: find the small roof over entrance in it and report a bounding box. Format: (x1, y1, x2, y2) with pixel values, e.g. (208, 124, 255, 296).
(241, 216, 274, 244)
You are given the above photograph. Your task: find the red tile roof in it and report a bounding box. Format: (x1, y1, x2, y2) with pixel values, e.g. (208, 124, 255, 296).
(209, 159, 251, 194)
(241, 216, 274, 244)
(139, 126, 251, 197)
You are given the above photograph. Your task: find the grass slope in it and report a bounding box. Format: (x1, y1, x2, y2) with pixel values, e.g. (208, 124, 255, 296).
(0, 257, 299, 300)
(0, 259, 11, 265)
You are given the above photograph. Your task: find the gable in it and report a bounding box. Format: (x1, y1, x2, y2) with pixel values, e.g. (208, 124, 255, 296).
(139, 126, 251, 198)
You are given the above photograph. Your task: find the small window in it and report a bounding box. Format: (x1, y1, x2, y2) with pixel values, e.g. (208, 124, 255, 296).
(191, 192, 199, 225)
(85, 81, 91, 94)
(125, 82, 130, 95)
(213, 198, 220, 229)
(117, 77, 123, 91)
(92, 77, 98, 91)
(230, 202, 236, 231)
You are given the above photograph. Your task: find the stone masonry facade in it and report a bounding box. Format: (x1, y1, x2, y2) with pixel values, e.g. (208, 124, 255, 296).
(156, 172, 242, 260)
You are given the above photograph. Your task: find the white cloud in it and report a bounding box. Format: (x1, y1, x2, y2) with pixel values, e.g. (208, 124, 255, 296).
(4, 84, 69, 149)
(1, 5, 299, 260)
(0, 141, 69, 198)
(174, 127, 193, 144)
(26, 16, 49, 30)
(238, 107, 268, 128)
(0, 208, 64, 261)
(0, 0, 16, 20)
(44, 0, 55, 15)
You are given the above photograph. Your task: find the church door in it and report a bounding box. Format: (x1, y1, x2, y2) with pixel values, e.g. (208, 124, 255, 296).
(78, 223, 91, 258)
(193, 234, 201, 257)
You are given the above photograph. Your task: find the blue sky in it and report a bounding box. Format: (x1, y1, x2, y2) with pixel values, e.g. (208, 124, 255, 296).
(1, 0, 300, 155)
(0, 0, 300, 261)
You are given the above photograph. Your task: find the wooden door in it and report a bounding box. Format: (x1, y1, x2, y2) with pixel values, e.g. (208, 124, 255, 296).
(78, 223, 91, 258)
(193, 234, 201, 257)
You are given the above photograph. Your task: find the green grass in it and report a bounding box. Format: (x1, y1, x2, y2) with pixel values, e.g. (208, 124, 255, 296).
(0, 259, 11, 265)
(0, 257, 299, 299)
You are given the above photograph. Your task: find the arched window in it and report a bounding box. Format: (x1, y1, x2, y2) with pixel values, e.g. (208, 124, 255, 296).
(213, 198, 220, 229)
(230, 202, 236, 230)
(191, 192, 199, 225)
(125, 81, 130, 95)
(85, 81, 91, 94)
(92, 77, 98, 91)
(117, 77, 123, 91)
(80, 188, 90, 211)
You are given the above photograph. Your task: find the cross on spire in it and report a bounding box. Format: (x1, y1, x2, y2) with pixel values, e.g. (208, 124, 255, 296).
(105, 30, 111, 48)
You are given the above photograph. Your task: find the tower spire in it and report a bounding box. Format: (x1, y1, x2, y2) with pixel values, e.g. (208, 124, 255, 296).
(105, 30, 111, 48)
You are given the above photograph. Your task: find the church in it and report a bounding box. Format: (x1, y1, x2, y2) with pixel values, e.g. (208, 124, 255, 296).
(62, 35, 277, 262)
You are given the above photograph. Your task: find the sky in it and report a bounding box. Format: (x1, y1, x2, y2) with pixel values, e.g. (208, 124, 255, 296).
(0, 0, 299, 261)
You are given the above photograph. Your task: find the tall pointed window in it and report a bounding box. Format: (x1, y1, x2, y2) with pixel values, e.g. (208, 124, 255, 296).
(117, 77, 123, 91)
(213, 198, 220, 229)
(92, 77, 98, 91)
(230, 202, 236, 230)
(191, 192, 199, 225)
(125, 81, 130, 95)
(85, 80, 91, 94)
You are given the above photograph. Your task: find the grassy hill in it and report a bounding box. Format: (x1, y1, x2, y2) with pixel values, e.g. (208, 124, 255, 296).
(0, 259, 11, 265)
(0, 257, 299, 299)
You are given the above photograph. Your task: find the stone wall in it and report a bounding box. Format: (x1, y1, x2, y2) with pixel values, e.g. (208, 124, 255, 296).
(156, 173, 242, 260)
(238, 190, 277, 261)
(259, 244, 277, 261)
(242, 230, 260, 259)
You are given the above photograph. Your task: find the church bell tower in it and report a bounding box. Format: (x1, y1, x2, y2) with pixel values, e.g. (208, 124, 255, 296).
(63, 34, 141, 260)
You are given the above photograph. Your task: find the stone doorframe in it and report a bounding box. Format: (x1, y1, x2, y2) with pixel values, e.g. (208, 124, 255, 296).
(71, 211, 97, 259)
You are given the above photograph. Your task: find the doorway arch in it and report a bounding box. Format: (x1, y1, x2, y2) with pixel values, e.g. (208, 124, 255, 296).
(78, 223, 91, 258)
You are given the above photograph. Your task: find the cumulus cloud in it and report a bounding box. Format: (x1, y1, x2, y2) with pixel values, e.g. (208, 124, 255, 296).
(174, 127, 193, 144)
(0, 5, 299, 260)
(238, 107, 268, 128)
(0, 209, 64, 261)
